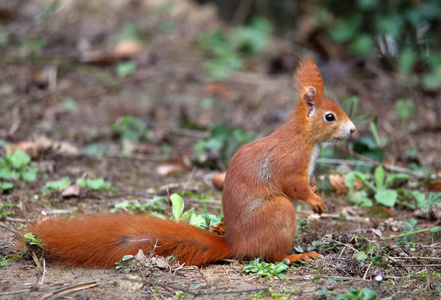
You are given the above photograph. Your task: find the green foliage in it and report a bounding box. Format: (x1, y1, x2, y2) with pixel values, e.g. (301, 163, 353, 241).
(346, 166, 410, 207)
(169, 193, 221, 230)
(422, 192, 441, 213)
(24, 232, 44, 249)
(115, 61, 137, 77)
(76, 177, 117, 193)
(395, 98, 417, 122)
(115, 254, 134, 271)
(334, 287, 378, 300)
(110, 116, 153, 144)
(0, 204, 14, 217)
(243, 258, 290, 279)
(117, 22, 144, 42)
(0, 150, 38, 190)
(193, 123, 254, 166)
(196, 16, 272, 79)
(0, 255, 10, 267)
(312, 1, 441, 87)
(400, 218, 421, 242)
(44, 177, 71, 191)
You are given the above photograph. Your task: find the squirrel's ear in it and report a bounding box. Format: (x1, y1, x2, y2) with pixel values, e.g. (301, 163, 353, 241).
(303, 87, 316, 117)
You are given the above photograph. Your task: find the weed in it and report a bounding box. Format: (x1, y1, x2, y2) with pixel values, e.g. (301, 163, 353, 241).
(44, 177, 71, 191)
(0, 150, 38, 189)
(346, 166, 411, 207)
(24, 232, 44, 249)
(243, 258, 290, 279)
(76, 177, 117, 193)
(193, 123, 254, 167)
(0, 255, 10, 267)
(196, 16, 271, 79)
(111, 197, 167, 214)
(0, 204, 14, 217)
(115, 254, 135, 272)
(334, 287, 378, 300)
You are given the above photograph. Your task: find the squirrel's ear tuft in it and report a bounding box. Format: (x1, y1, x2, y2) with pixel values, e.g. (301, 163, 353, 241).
(295, 57, 325, 101)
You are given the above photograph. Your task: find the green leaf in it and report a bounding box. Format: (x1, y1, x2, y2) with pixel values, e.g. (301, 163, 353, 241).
(45, 177, 71, 191)
(410, 190, 426, 208)
(395, 98, 417, 122)
(7, 150, 31, 169)
(0, 167, 19, 180)
(348, 190, 373, 207)
(170, 193, 184, 221)
(374, 166, 385, 191)
(384, 173, 409, 187)
(398, 48, 417, 74)
(0, 182, 14, 190)
(181, 207, 194, 222)
(375, 189, 397, 207)
(21, 168, 38, 182)
(116, 61, 136, 77)
(356, 251, 368, 260)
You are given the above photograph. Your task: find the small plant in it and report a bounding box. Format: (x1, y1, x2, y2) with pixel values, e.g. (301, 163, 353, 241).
(110, 116, 153, 155)
(44, 177, 71, 191)
(0, 204, 14, 217)
(169, 193, 222, 230)
(0, 150, 38, 188)
(400, 218, 421, 242)
(0, 255, 10, 267)
(334, 287, 378, 300)
(196, 16, 272, 79)
(115, 254, 135, 272)
(76, 177, 117, 193)
(193, 123, 254, 167)
(346, 166, 410, 207)
(24, 232, 44, 249)
(243, 258, 290, 279)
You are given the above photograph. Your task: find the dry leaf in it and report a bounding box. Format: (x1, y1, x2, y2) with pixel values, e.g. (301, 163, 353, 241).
(61, 185, 81, 198)
(329, 174, 363, 195)
(210, 220, 225, 236)
(204, 81, 233, 99)
(5, 141, 38, 158)
(113, 39, 143, 59)
(156, 156, 191, 176)
(79, 50, 119, 65)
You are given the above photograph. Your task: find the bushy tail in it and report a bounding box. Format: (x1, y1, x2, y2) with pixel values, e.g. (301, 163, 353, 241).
(32, 214, 232, 268)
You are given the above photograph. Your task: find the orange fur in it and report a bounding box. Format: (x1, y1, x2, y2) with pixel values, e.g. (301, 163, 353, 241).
(30, 57, 355, 268)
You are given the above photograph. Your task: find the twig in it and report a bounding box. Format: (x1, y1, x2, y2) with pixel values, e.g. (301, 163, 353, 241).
(392, 257, 441, 260)
(0, 222, 24, 238)
(363, 262, 373, 280)
(141, 278, 269, 297)
(41, 281, 98, 300)
(39, 258, 47, 285)
(297, 211, 370, 223)
(383, 226, 441, 240)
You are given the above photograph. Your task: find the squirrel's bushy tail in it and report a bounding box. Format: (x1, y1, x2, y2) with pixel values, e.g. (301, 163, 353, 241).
(32, 214, 232, 268)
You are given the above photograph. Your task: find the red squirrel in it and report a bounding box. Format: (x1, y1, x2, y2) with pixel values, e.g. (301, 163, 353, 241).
(31, 57, 355, 268)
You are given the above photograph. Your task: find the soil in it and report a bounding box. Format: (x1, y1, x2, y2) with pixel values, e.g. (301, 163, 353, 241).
(0, 1, 440, 299)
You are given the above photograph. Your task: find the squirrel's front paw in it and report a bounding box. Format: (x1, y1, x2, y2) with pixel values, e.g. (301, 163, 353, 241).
(310, 181, 319, 194)
(307, 196, 325, 215)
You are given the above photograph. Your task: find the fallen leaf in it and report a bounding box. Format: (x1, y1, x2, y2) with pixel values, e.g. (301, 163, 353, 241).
(210, 220, 225, 236)
(113, 39, 143, 59)
(329, 174, 363, 195)
(204, 81, 233, 99)
(5, 141, 38, 158)
(61, 184, 81, 198)
(157, 156, 191, 176)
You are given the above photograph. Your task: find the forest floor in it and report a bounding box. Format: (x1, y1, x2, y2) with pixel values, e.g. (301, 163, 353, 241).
(0, 1, 440, 299)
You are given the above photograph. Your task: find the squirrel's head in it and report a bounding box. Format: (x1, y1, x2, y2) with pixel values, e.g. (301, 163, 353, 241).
(295, 57, 356, 143)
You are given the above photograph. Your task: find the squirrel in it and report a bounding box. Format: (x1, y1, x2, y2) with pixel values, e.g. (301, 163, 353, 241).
(30, 57, 355, 268)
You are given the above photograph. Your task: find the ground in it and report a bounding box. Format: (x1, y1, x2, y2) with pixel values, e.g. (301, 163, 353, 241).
(0, 1, 440, 299)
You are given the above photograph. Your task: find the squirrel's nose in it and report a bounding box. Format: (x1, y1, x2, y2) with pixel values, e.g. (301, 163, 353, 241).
(350, 127, 356, 135)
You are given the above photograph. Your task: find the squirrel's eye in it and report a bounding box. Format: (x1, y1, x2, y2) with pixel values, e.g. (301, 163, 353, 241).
(325, 113, 335, 122)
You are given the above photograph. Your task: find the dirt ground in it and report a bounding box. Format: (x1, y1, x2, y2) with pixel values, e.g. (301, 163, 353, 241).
(1, 1, 440, 299)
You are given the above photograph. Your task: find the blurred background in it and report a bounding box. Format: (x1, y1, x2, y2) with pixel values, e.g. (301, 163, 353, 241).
(0, 0, 440, 211)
